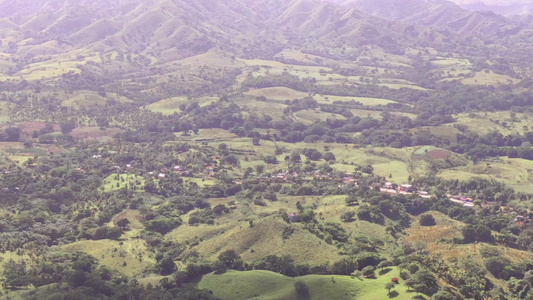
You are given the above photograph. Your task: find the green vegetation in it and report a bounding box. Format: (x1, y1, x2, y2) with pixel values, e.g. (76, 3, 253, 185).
(2, 1, 533, 299)
(199, 268, 414, 300)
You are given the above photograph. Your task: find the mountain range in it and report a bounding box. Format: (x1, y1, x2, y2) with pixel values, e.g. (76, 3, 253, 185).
(0, 0, 532, 73)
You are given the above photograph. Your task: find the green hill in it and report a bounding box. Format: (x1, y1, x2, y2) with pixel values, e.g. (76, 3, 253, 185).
(199, 268, 417, 300)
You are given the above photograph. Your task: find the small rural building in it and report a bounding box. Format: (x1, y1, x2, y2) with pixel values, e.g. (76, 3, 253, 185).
(399, 184, 413, 193)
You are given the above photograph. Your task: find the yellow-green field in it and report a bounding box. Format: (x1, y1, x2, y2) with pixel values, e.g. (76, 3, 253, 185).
(379, 83, 429, 90)
(462, 70, 520, 86)
(313, 94, 397, 106)
(199, 268, 416, 300)
(147, 96, 217, 115)
(453, 111, 533, 135)
(245, 87, 309, 101)
(168, 217, 343, 265)
(61, 90, 133, 108)
(62, 239, 155, 277)
(438, 157, 533, 195)
(245, 87, 396, 106)
(238, 99, 288, 121)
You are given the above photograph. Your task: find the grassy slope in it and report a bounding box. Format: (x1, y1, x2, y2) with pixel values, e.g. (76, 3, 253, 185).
(199, 268, 417, 300)
(62, 239, 155, 277)
(169, 217, 343, 265)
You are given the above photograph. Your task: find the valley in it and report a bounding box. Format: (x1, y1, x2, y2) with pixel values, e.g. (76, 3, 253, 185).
(1, 0, 533, 299)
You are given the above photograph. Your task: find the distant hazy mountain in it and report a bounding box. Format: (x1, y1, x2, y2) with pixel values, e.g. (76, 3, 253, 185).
(449, 0, 533, 18)
(0, 0, 531, 68)
(340, 0, 523, 40)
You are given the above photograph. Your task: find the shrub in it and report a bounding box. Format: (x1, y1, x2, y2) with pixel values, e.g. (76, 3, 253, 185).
(362, 266, 375, 278)
(419, 214, 436, 226)
(479, 245, 501, 258)
(341, 211, 356, 222)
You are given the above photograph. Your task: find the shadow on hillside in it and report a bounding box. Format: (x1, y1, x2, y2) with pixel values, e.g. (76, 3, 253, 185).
(379, 268, 392, 275)
(388, 291, 399, 298)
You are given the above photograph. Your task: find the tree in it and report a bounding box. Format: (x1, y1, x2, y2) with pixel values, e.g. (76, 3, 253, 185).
(60, 121, 76, 134)
(217, 250, 242, 270)
(419, 214, 436, 226)
(362, 266, 375, 278)
(341, 211, 356, 222)
(96, 117, 109, 128)
(404, 278, 415, 291)
(385, 282, 396, 295)
(159, 257, 176, 275)
(378, 260, 393, 271)
(116, 218, 130, 229)
(290, 151, 301, 164)
(2, 260, 29, 289)
(413, 269, 439, 295)
(324, 152, 336, 162)
(263, 156, 278, 164)
(345, 195, 358, 206)
(463, 224, 493, 243)
(485, 256, 511, 278)
(431, 291, 456, 300)
(4, 127, 20, 142)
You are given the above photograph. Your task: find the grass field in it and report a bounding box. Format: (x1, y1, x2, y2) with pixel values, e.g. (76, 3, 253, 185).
(199, 268, 417, 300)
(111, 209, 145, 230)
(453, 111, 533, 136)
(238, 99, 288, 121)
(168, 217, 343, 265)
(274, 49, 339, 66)
(62, 239, 155, 277)
(147, 96, 217, 115)
(103, 174, 145, 192)
(61, 90, 132, 108)
(379, 83, 429, 91)
(70, 126, 124, 142)
(437, 157, 533, 196)
(245, 87, 309, 101)
(431, 57, 471, 68)
(314, 94, 397, 106)
(294, 110, 346, 124)
(245, 87, 396, 106)
(462, 70, 520, 86)
(411, 126, 461, 142)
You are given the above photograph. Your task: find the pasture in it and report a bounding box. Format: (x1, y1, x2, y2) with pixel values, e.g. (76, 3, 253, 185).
(146, 96, 217, 115)
(199, 268, 416, 300)
(438, 157, 533, 196)
(62, 239, 155, 277)
(453, 111, 533, 136)
(462, 70, 520, 86)
(293, 110, 346, 124)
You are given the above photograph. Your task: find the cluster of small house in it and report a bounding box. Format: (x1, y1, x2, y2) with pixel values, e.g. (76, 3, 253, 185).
(380, 182, 432, 199)
(147, 165, 193, 179)
(269, 171, 360, 185)
(448, 195, 475, 207)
